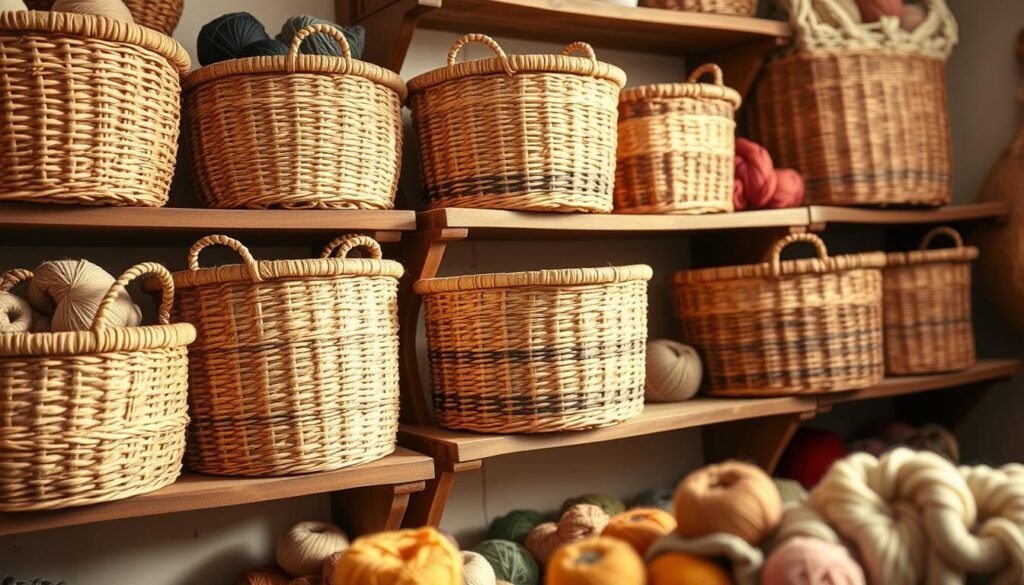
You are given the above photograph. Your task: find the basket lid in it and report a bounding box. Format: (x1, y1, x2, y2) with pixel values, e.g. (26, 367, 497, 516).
(170, 234, 405, 289)
(406, 34, 627, 93)
(619, 64, 742, 110)
(884, 226, 979, 267)
(183, 23, 407, 100)
(673, 233, 887, 284)
(0, 10, 191, 73)
(414, 264, 653, 294)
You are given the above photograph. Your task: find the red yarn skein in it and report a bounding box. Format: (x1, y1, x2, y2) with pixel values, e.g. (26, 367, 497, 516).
(734, 138, 777, 210)
(855, 0, 903, 22)
(777, 428, 847, 489)
(766, 169, 805, 209)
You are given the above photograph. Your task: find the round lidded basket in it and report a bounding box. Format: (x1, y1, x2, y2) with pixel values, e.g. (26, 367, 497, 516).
(672, 233, 886, 396)
(415, 265, 652, 433)
(184, 24, 406, 210)
(0, 263, 195, 511)
(24, 0, 184, 35)
(639, 0, 757, 16)
(166, 234, 404, 476)
(0, 10, 191, 207)
(883, 227, 977, 375)
(616, 63, 741, 215)
(407, 34, 627, 213)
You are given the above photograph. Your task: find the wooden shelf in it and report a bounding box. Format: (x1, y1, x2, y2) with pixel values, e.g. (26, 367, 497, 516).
(0, 448, 435, 537)
(808, 202, 1009, 229)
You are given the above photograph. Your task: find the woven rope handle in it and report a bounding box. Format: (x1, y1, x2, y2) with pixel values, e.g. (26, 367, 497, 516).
(687, 63, 724, 85)
(785, 0, 957, 56)
(0, 269, 32, 293)
(289, 23, 352, 71)
(561, 42, 597, 62)
(320, 234, 384, 259)
(919, 226, 964, 250)
(447, 33, 515, 75)
(768, 233, 830, 277)
(93, 262, 174, 329)
(188, 234, 263, 283)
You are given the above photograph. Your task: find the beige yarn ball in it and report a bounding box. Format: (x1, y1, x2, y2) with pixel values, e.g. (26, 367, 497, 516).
(674, 461, 782, 546)
(0, 291, 33, 333)
(463, 550, 497, 585)
(525, 522, 561, 566)
(277, 521, 349, 578)
(235, 568, 290, 585)
(558, 504, 610, 542)
(28, 260, 141, 332)
(321, 551, 344, 585)
(645, 340, 702, 402)
(51, 0, 134, 23)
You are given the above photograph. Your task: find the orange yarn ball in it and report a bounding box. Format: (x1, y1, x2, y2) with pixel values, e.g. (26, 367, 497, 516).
(673, 461, 782, 545)
(547, 537, 644, 585)
(647, 552, 731, 585)
(335, 527, 461, 585)
(601, 508, 677, 555)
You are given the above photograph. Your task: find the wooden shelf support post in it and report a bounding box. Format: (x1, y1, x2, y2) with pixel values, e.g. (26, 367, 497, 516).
(702, 411, 812, 472)
(336, 0, 439, 72)
(330, 481, 427, 535)
(403, 459, 482, 528)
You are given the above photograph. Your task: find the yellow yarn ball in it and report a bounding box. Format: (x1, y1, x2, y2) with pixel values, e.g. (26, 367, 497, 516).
(647, 552, 731, 585)
(336, 527, 462, 585)
(525, 522, 561, 566)
(277, 521, 349, 578)
(674, 461, 782, 545)
(601, 508, 677, 556)
(235, 567, 290, 585)
(27, 260, 141, 332)
(50, 0, 134, 22)
(547, 537, 645, 585)
(645, 340, 702, 402)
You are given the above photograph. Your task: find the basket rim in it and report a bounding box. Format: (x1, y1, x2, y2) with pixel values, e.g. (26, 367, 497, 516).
(884, 246, 979, 267)
(415, 264, 653, 294)
(0, 10, 191, 72)
(406, 54, 627, 93)
(171, 258, 405, 289)
(619, 82, 742, 109)
(673, 252, 888, 283)
(0, 323, 195, 357)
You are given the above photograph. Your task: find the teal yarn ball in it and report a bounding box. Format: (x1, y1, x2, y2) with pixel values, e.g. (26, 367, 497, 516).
(276, 15, 365, 60)
(473, 539, 539, 585)
(560, 494, 626, 518)
(488, 509, 547, 544)
(239, 38, 289, 58)
(197, 12, 270, 66)
(630, 488, 674, 513)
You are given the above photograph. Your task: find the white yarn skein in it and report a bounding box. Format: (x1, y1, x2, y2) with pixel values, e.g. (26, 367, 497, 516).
(644, 339, 702, 402)
(462, 550, 497, 585)
(276, 521, 349, 578)
(28, 260, 142, 332)
(0, 291, 33, 333)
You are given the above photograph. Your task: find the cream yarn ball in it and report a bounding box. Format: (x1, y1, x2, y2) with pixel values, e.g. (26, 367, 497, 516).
(463, 550, 497, 585)
(277, 521, 349, 578)
(0, 291, 33, 333)
(51, 0, 134, 23)
(27, 260, 142, 332)
(645, 339, 703, 402)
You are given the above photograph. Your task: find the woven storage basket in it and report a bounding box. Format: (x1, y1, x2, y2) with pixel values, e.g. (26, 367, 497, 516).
(616, 64, 740, 215)
(184, 24, 405, 210)
(748, 0, 957, 206)
(672, 233, 886, 396)
(883, 227, 977, 375)
(415, 265, 652, 433)
(0, 263, 195, 511)
(0, 11, 190, 206)
(407, 34, 627, 213)
(639, 0, 757, 16)
(167, 234, 403, 476)
(25, 0, 184, 35)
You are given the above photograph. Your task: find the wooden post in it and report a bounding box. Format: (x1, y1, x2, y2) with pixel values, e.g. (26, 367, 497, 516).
(403, 459, 482, 527)
(330, 481, 426, 535)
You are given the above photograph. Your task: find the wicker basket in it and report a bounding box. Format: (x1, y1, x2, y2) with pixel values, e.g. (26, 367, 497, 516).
(748, 0, 957, 207)
(672, 233, 886, 396)
(883, 227, 977, 375)
(0, 263, 195, 511)
(616, 64, 740, 215)
(184, 24, 406, 210)
(25, 0, 184, 35)
(415, 265, 652, 433)
(167, 234, 403, 476)
(407, 34, 627, 213)
(639, 0, 757, 16)
(0, 11, 190, 207)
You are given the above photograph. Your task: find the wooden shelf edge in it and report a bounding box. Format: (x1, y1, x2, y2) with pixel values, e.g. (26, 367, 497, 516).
(808, 202, 1009, 228)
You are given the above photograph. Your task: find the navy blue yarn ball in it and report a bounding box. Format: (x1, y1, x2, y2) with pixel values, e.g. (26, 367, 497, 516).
(276, 15, 365, 60)
(197, 12, 271, 66)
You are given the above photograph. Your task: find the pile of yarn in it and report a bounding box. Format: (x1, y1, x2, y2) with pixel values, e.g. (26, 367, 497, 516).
(848, 419, 960, 463)
(48, 0, 133, 23)
(644, 340, 702, 403)
(733, 138, 805, 211)
(339, 527, 462, 584)
(235, 520, 351, 585)
(197, 12, 365, 66)
(526, 503, 611, 566)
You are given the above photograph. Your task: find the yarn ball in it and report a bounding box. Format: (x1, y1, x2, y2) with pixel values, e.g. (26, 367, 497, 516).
(601, 508, 677, 555)
(904, 424, 960, 463)
(236, 568, 290, 585)
(674, 460, 782, 545)
(560, 494, 625, 518)
(546, 537, 645, 585)
(473, 540, 538, 585)
(525, 522, 561, 566)
(766, 169, 805, 209)
(777, 427, 847, 489)
(28, 260, 142, 332)
(463, 551, 498, 585)
(773, 478, 809, 504)
(630, 489, 673, 513)
(734, 138, 778, 211)
(50, 0, 133, 23)
(287, 578, 321, 585)
(854, 0, 902, 21)
(899, 2, 927, 30)
(645, 340, 703, 403)
(847, 438, 890, 458)
(647, 552, 731, 585)
(276, 16, 365, 59)
(336, 528, 461, 585)
(488, 509, 547, 544)
(277, 521, 349, 577)
(0, 291, 33, 333)
(239, 38, 290, 58)
(198, 12, 270, 66)
(321, 551, 344, 585)
(558, 504, 611, 542)
(761, 537, 865, 585)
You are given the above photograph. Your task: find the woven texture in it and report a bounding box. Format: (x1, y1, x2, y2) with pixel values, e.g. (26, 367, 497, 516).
(672, 234, 886, 396)
(639, 0, 756, 15)
(0, 263, 195, 512)
(616, 64, 740, 215)
(26, 0, 184, 34)
(169, 235, 403, 476)
(883, 227, 977, 375)
(407, 34, 626, 213)
(415, 265, 652, 433)
(0, 11, 190, 207)
(184, 24, 405, 210)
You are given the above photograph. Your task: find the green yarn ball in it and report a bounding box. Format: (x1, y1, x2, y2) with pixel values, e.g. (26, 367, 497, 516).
(473, 539, 539, 585)
(630, 488, 674, 513)
(276, 15, 365, 60)
(559, 493, 625, 518)
(488, 509, 547, 544)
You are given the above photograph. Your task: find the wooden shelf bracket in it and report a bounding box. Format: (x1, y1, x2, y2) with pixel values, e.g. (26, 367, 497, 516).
(337, 0, 439, 72)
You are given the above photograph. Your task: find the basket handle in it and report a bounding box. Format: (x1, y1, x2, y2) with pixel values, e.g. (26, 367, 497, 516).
(288, 23, 353, 72)
(919, 226, 964, 250)
(93, 262, 174, 329)
(767, 233, 830, 278)
(687, 63, 724, 85)
(0, 269, 32, 293)
(188, 234, 263, 283)
(447, 33, 516, 75)
(561, 41, 598, 63)
(320, 234, 384, 259)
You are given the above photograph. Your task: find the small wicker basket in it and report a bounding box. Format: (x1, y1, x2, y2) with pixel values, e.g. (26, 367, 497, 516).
(639, 0, 757, 16)
(0, 11, 191, 206)
(672, 233, 886, 396)
(0, 263, 195, 512)
(167, 234, 403, 476)
(184, 24, 406, 210)
(407, 34, 627, 213)
(415, 265, 652, 433)
(25, 0, 184, 35)
(616, 64, 740, 215)
(883, 227, 977, 375)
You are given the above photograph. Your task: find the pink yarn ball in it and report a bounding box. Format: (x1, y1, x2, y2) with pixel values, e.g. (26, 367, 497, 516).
(762, 537, 866, 585)
(734, 138, 777, 211)
(855, 0, 902, 22)
(766, 169, 805, 209)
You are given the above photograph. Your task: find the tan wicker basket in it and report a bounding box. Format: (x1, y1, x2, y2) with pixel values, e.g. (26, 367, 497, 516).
(415, 265, 652, 433)
(672, 233, 886, 396)
(616, 64, 740, 215)
(883, 227, 977, 375)
(184, 24, 406, 210)
(748, 0, 957, 207)
(167, 234, 403, 476)
(25, 0, 184, 35)
(0, 11, 190, 207)
(407, 34, 627, 213)
(639, 0, 757, 16)
(0, 263, 195, 511)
